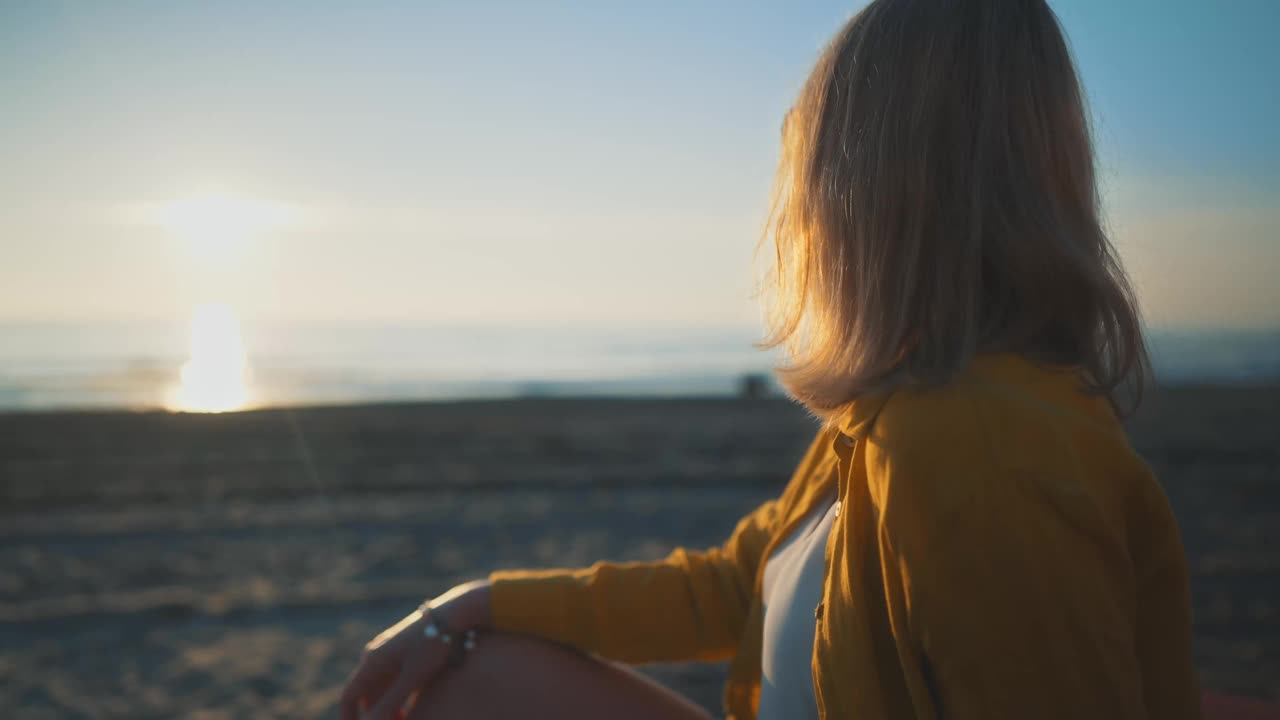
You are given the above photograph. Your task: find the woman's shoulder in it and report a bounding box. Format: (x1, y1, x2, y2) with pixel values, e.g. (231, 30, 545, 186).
(866, 354, 1126, 459)
(859, 354, 1144, 517)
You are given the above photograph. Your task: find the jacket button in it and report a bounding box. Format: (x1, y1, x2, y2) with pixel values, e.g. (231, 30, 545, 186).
(814, 602, 824, 621)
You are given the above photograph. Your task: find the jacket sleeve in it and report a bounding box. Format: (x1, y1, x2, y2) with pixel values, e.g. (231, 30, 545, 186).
(487, 496, 778, 663)
(868, 435, 1169, 719)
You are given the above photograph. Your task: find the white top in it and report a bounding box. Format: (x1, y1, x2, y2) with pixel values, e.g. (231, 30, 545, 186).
(756, 493, 840, 720)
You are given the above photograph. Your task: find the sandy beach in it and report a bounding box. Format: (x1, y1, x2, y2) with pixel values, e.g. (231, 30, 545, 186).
(1, 389, 1277, 718)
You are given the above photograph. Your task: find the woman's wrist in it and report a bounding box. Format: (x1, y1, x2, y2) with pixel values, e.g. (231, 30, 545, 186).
(426, 579, 493, 632)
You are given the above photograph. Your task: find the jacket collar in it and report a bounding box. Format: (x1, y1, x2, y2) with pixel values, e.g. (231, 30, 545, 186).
(835, 390, 894, 443)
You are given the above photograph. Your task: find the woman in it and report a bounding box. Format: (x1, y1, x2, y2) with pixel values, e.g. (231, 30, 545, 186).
(341, 0, 1199, 718)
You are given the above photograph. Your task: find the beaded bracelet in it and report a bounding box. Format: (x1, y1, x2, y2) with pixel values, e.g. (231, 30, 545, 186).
(419, 602, 478, 668)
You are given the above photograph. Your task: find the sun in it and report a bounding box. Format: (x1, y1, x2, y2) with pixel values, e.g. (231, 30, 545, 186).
(153, 192, 292, 260)
(169, 303, 251, 413)
(146, 190, 288, 412)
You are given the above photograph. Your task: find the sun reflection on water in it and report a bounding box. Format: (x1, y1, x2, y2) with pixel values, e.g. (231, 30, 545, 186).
(169, 303, 251, 412)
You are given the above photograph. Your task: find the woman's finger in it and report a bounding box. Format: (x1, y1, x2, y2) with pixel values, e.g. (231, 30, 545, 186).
(365, 668, 422, 720)
(352, 669, 400, 720)
(340, 654, 391, 720)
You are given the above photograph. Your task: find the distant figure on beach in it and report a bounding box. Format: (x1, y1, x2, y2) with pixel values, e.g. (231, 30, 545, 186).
(738, 373, 770, 400)
(341, 1, 1199, 718)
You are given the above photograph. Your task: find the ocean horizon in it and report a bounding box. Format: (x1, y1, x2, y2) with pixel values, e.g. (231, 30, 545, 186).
(1, 320, 1278, 413)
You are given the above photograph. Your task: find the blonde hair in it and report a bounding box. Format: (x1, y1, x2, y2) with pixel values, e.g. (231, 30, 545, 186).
(760, 0, 1149, 418)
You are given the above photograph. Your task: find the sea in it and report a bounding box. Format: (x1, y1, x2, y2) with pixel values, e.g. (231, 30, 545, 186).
(1, 318, 1277, 413)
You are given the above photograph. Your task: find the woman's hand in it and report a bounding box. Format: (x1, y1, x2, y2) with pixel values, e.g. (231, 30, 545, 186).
(340, 579, 492, 720)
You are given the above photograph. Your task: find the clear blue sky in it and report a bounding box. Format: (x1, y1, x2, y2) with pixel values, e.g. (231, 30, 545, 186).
(2, 0, 1276, 330)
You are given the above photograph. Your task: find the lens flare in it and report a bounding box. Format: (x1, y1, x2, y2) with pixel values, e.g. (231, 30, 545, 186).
(153, 192, 292, 261)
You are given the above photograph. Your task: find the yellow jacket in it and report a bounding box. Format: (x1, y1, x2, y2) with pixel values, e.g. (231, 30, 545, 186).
(489, 354, 1200, 719)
